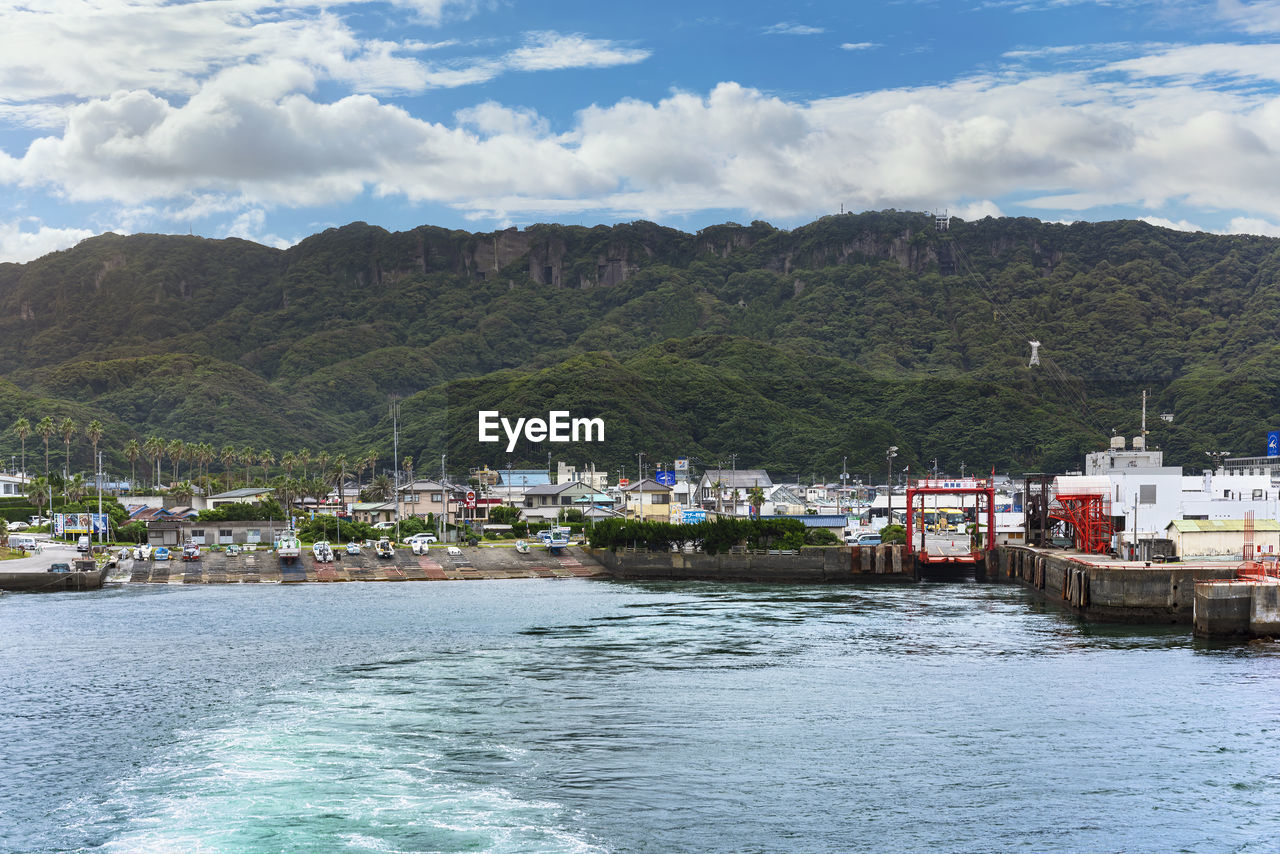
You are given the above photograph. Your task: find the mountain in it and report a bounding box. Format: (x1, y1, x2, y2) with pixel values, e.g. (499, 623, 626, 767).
(2, 210, 1278, 483)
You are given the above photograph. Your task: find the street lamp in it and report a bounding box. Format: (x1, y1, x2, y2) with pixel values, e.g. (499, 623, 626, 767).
(885, 446, 898, 527)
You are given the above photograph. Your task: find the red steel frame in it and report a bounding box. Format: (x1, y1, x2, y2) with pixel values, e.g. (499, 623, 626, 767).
(905, 478, 996, 562)
(1048, 493, 1112, 555)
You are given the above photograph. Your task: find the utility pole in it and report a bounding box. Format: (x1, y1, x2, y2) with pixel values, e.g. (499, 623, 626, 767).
(390, 396, 401, 543)
(885, 446, 898, 527)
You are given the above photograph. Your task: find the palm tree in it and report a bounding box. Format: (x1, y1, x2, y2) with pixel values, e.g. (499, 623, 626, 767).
(36, 417, 55, 485)
(363, 450, 378, 486)
(28, 475, 50, 518)
(258, 449, 274, 484)
(12, 417, 30, 482)
(281, 451, 296, 479)
(315, 451, 332, 485)
(124, 438, 140, 493)
(272, 476, 301, 518)
(143, 436, 164, 489)
(171, 480, 196, 504)
(239, 445, 255, 486)
(219, 444, 237, 492)
(367, 473, 394, 501)
(748, 486, 765, 518)
(85, 419, 103, 477)
(164, 438, 182, 484)
(58, 416, 76, 493)
(296, 448, 312, 480)
(65, 473, 88, 504)
(332, 454, 349, 515)
(403, 454, 414, 484)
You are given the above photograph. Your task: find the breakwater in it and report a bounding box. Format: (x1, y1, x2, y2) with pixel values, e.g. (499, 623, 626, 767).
(588, 544, 918, 582)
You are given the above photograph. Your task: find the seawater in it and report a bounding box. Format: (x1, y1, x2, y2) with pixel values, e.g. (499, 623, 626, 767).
(2, 578, 1280, 854)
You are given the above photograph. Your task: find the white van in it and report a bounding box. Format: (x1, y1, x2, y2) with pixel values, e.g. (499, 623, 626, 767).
(10, 535, 37, 552)
(76, 535, 91, 553)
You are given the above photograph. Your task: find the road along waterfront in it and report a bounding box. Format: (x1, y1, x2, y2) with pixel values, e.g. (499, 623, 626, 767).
(3, 578, 1279, 853)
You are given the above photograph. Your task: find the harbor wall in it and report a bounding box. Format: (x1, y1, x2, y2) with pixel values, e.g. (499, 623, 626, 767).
(1193, 581, 1280, 638)
(589, 545, 917, 583)
(994, 547, 1237, 624)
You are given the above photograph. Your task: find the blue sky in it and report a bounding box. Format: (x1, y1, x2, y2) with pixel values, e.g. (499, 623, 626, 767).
(2, 0, 1280, 261)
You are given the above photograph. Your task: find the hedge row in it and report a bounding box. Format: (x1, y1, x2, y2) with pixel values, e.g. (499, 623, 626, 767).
(588, 517, 806, 554)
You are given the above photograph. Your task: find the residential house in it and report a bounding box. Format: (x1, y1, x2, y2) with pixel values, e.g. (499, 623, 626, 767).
(522, 481, 613, 522)
(622, 478, 673, 521)
(697, 469, 774, 516)
(0, 473, 28, 498)
(1165, 519, 1280, 559)
(207, 487, 275, 510)
(351, 501, 396, 524)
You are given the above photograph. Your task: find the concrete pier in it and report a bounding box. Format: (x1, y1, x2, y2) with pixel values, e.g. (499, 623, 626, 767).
(1194, 581, 1280, 639)
(992, 546, 1238, 625)
(590, 544, 919, 583)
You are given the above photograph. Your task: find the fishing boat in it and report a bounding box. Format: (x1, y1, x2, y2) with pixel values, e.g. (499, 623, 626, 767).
(276, 533, 302, 562)
(312, 540, 333, 562)
(538, 526, 572, 553)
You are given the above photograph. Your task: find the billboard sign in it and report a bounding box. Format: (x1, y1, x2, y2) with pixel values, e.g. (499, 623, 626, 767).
(682, 508, 707, 524)
(465, 490, 477, 508)
(655, 470, 676, 486)
(1269, 431, 1279, 457)
(674, 458, 689, 472)
(53, 513, 109, 536)
(618, 478, 630, 487)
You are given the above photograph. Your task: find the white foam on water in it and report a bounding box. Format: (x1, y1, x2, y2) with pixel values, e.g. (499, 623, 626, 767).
(99, 663, 608, 854)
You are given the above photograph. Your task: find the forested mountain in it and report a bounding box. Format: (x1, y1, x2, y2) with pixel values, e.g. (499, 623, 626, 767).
(2, 210, 1277, 484)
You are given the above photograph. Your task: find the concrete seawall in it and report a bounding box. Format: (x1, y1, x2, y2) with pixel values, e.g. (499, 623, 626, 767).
(589, 545, 918, 583)
(992, 546, 1238, 625)
(1193, 581, 1280, 638)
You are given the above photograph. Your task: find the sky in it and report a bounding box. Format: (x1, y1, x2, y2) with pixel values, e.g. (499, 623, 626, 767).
(2, 0, 1280, 262)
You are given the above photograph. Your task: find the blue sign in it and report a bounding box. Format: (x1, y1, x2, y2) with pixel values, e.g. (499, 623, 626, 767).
(1269, 431, 1279, 457)
(682, 509, 707, 524)
(655, 470, 676, 486)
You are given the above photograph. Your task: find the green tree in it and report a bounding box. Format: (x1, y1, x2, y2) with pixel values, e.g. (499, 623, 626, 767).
(11, 417, 30, 481)
(143, 436, 164, 489)
(85, 419, 103, 481)
(124, 438, 140, 493)
(58, 416, 76, 491)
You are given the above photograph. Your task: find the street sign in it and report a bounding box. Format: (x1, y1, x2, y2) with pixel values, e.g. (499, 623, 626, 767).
(655, 470, 675, 486)
(619, 478, 630, 487)
(465, 490, 476, 508)
(1268, 431, 1279, 457)
(674, 458, 688, 472)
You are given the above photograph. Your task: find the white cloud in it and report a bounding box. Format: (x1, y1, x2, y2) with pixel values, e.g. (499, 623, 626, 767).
(0, 218, 98, 263)
(1216, 0, 1280, 34)
(1138, 215, 1207, 232)
(224, 208, 295, 248)
(506, 31, 650, 72)
(840, 42, 880, 51)
(764, 22, 827, 35)
(1226, 215, 1280, 236)
(956, 200, 1005, 220)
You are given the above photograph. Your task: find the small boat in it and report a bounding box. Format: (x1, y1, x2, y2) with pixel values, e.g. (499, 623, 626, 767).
(515, 540, 529, 554)
(374, 538, 394, 559)
(312, 540, 333, 562)
(225, 543, 241, 556)
(134, 543, 153, 561)
(538, 526, 572, 552)
(181, 542, 200, 561)
(345, 542, 361, 556)
(275, 534, 302, 561)
(153, 547, 171, 561)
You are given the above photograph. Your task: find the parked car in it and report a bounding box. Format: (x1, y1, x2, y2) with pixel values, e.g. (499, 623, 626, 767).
(76, 535, 91, 553)
(10, 535, 37, 552)
(372, 521, 396, 530)
(153, 546, 171, 561)
(28, 516, 49, 526)
(855, 533, 882, 546)
(8, 521, 28, 531)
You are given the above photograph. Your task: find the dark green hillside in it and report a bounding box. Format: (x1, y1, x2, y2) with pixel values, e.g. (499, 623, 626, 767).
(2, 211, 1279, 481)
